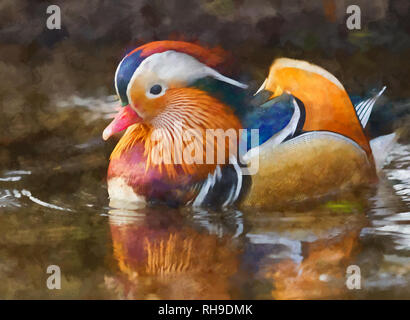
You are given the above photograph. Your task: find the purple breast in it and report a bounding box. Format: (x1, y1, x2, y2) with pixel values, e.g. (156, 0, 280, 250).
(107, 143, 197, 203)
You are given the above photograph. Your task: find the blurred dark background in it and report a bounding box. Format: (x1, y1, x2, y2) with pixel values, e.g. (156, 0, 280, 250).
(0, 0, 409, 167)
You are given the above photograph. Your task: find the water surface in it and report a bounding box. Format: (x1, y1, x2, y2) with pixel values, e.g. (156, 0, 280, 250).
(0, 98, 409, 299)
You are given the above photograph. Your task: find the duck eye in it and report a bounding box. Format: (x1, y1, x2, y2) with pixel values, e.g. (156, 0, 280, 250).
(149, 84, 162, 95)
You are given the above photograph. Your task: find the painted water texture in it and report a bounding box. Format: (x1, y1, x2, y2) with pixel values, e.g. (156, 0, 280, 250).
(0, 0, 409, 299)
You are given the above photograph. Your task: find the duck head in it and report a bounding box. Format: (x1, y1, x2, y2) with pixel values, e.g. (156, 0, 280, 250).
(104, 41, 249, 207)
(103, 41, 248, 141)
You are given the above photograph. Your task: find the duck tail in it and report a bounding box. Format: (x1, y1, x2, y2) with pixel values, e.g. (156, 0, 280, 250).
(370, 132, 397, 172)
(354, 86, 397, 171)
(355, 86, 387, 128)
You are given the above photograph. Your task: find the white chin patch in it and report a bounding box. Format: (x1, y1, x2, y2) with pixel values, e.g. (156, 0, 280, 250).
(108, 177, 146, 210)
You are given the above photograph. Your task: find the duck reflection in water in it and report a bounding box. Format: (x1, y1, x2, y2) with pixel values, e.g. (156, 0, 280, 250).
(105, 199, 368, 299)
(244, 199, 368, 299)
(105, 206, 242, 299)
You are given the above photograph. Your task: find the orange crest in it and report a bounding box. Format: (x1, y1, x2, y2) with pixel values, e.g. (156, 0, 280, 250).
(127, 40, 228, 70)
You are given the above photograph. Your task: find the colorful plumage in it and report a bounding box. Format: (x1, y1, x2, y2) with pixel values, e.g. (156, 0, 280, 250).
(103, 40, 394, 209)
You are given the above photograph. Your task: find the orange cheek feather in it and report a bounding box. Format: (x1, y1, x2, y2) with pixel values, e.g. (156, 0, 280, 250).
(128, 88, 164, 120)
(110, 88, 243, 188)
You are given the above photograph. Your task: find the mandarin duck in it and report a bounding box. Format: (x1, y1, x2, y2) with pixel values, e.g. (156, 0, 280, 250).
(103, 41, 395, 209)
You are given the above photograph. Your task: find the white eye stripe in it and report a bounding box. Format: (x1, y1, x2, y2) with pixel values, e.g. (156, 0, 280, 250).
(125, 50, 248, 106)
